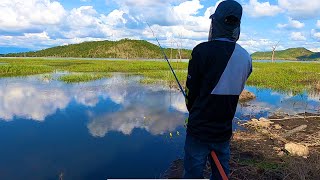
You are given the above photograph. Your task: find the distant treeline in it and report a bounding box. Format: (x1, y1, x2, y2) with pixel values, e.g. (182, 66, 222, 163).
(251, 47, 320, 61)
(5, 39, 192, 59)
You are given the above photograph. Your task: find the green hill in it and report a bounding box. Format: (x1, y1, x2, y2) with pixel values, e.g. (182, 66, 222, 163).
(5, 39, 192, 59)
(251, 47, 320, 61)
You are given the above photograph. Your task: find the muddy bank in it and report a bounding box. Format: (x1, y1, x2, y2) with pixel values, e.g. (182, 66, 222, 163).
(316, 82, 320, 91)
(163, 114, 320, 179)
(244, 114, 320, 153)
(239, 90, 256, 102)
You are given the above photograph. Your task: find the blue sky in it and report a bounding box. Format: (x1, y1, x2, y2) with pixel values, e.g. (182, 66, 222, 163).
(0, 0, 320, 54)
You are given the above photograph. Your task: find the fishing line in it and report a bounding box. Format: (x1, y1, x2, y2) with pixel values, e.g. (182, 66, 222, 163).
(145, 22, 186, 98)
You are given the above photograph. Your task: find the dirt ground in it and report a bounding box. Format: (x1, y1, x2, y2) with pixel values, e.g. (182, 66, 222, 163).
(162, 114, 320, 179)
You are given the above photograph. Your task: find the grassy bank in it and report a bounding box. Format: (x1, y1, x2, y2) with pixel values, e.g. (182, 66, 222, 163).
(0, 58, 319, 93)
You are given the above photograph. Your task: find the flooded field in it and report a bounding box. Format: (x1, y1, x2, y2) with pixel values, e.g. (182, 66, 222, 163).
(0, 74, 319, 179)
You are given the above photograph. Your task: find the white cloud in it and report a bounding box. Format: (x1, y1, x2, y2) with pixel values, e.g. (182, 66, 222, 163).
(0, 5, 129, 48)
(101, 10, 127, 26)
(289, 19, 304, 28)
(238, 38, 284, 53)
(278, 0, 320, 19)
(0, 0, 319, 54)
(0, 0, 207, 50)
(317, 20, 320, 28)
(290, 32, 306, 41)
(173, 0, 204, 19)
(0, 0, 66, 32)
(0, 32, 105, 50)
(277, 17, 304, 29)
(110, 0, 212, 41)
(244, 0, 283, 17)
(112, 0, 180, 26)
(309, 48, 320, 52)
(311, 29, 320, 41)
(67, 6, 99, 28)
(61, 6, 112, 39)
(24, 32, 50, 40)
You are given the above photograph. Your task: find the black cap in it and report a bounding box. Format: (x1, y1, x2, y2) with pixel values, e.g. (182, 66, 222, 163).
(210, 0, 242, 26)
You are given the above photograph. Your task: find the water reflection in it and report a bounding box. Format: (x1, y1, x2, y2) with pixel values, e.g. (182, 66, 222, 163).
(239, 87, 320, 119)
(0, 75, 319, 130)
(0, 81, 69, 121)
(0, 74, 319, 179)
(0, 76, 137, 121)
(0, 75, 188, 137)
(87, 90, 187, 137)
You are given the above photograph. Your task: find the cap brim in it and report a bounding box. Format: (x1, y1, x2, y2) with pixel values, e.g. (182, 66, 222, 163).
(209, 14, 215, 19)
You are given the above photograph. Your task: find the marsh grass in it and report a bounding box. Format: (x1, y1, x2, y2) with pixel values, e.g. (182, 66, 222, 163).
(0, 64, 53, 77)
(247, 62, 320, 93)
(0, 58, 188, 72)
(58, 73, 111, 83)
(138, 70, 187, 86)
(1, 58, 320, 93)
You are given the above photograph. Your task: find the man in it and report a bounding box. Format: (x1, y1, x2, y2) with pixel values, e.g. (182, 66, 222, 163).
(184, 0, 252, 179)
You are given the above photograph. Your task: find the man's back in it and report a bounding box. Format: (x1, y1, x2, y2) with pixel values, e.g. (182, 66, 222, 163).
(183, 1, 252, 179)
(185, 39, 252, 143)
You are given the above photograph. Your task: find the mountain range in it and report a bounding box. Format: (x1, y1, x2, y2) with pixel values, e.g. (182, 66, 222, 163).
(4, 39, 191, 59)
(251, 47, 320, 61)
(3, 39, 320, 61)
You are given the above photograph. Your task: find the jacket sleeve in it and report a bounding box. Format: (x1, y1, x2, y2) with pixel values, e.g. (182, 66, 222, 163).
(185, 48, 202, 112)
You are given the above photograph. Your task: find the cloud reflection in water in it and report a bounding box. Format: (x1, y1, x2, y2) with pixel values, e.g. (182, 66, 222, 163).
(87, 81, 187, 137)
(0, 82, 69, 121)
(0, 75, 319, 137)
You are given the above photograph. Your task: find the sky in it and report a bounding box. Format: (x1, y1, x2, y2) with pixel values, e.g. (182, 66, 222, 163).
(0, 0, 320, 54)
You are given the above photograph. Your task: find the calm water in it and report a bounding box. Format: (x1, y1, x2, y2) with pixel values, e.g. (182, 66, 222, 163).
(0, 75, 319, 179)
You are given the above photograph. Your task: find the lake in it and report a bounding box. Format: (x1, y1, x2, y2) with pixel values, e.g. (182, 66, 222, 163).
(1, 57, 319, 63)
(0, 74, 319, 179)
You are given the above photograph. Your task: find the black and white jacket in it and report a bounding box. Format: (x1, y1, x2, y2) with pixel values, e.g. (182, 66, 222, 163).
(185, 38, 252, 143)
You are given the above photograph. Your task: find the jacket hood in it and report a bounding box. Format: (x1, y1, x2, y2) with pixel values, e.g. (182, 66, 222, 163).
(208, 0, 243, 42)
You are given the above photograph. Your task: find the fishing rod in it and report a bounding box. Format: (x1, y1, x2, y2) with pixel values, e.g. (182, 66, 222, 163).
(146, 23, 186, 98)
(146, 23, 229, 180)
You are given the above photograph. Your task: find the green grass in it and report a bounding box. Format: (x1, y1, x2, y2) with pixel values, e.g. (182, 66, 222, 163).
(0, 64, 53, 77)
(58, 73, 111, 83)
(0, 58, 188, 72)
(247, 62, 320, 93)
(138, 70, 187, 87)
(0, 58, 319, 93)
(239, 159, 284, 170)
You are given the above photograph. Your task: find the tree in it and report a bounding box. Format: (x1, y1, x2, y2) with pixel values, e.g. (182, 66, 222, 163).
(271, 41, 280, 63)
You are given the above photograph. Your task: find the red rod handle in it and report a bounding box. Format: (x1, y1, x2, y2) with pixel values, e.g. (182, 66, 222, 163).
(211, 151, 229, 180)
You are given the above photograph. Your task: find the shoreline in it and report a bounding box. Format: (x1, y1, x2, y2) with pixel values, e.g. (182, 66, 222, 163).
(163, 113, 320, 179)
